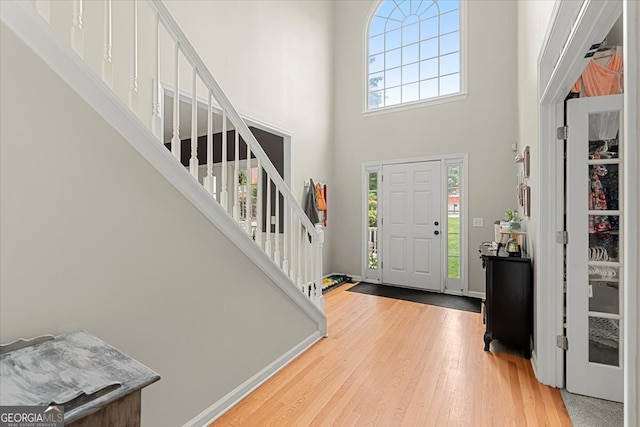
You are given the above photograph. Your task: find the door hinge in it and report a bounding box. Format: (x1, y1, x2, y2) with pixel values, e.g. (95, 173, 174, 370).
(556, 231, 568, 244)
(557, 126, 568, 140)
(557, 335, 568, 350)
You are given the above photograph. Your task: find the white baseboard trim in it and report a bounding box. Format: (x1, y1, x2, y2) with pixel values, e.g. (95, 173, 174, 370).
(1, 0, 326, 336)
(183, 331, 324, 427)
(468, 291, 486, 300)
(530, 349, 539, 380)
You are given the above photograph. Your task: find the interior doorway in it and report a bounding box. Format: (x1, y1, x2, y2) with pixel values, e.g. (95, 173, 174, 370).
(537, 1, 637, 422)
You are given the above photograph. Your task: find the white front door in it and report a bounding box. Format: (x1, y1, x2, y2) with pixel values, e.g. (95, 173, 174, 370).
(382, 161, 442, 291)
(566, 94, 623, 402)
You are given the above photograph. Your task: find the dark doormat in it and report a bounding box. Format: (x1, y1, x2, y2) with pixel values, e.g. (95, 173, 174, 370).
(347, 282, 481, 313)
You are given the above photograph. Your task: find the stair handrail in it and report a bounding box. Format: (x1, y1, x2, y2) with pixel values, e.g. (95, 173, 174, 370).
(147, 0, 320, 241)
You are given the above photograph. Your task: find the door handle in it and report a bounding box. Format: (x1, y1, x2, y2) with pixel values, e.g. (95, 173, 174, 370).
(434, 230, 440, 235)
(434, 221, 439, 226)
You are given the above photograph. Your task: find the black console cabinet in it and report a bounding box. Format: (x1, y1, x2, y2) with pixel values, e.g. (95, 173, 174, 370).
(480, 245, 533, 358)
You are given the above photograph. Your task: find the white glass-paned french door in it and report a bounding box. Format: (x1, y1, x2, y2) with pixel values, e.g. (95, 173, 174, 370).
(566, 94, 623, 402)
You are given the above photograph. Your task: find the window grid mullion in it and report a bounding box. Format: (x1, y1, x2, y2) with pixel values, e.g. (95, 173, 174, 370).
(368, 0, 461, 110)
(400, 21, 404, 102)
(437, 13, 441, 96)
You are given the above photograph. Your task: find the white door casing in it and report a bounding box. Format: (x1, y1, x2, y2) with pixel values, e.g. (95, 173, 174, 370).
(566, 94, 623, 402)
(382, 161, 442, 291)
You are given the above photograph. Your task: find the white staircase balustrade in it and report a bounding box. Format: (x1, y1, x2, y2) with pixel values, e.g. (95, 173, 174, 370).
(11, 0, 324, 311)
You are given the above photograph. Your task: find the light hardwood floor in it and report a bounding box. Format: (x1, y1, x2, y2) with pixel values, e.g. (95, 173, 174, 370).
(212, 283, 572, 426)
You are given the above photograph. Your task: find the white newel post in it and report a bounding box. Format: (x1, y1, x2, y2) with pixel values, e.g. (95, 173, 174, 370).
(314, 224, 325, 312)
(71, 0, 83, 57)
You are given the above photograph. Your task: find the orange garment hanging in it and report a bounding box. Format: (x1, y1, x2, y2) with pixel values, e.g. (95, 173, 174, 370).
(572, 47, 623, 97)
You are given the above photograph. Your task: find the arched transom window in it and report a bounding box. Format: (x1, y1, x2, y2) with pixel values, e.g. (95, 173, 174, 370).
(367, 0, 464, 111)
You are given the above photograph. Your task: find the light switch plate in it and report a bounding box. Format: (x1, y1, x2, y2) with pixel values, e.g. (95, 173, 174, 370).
(472, 217, 484, 227)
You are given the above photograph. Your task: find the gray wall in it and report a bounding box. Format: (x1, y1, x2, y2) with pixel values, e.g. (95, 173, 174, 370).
(0, 23, 318, 427)
(330, 0, 519, 293)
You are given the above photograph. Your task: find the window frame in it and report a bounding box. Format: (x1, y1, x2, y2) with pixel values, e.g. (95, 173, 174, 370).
(362, 0, 468, 116)
(443, 159, 464, 291)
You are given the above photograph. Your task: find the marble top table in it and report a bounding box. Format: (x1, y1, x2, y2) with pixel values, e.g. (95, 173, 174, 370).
(0, 330, 160, 423)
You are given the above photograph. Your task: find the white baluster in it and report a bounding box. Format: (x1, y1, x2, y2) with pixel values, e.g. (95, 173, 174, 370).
(314, 225, 325, 310)
(129, 0, 139, 109)
(310, 237, 316, 299)
(297, 218, 304, 286)
(71, 0, 84, 57)
(220, 111, 228, 211)
(245, 144, 252, 236)
(204, 92, 214, 195)
(232, 130, 240, 221)
(282, 201, 289, 275)
(171, 41, 180, 161)
(34, 0, 51, 22)
(306, 237, 311, 289)
(102, 0, 113, 86)
(255, 159, 262, 246)
(189, 68, 198, 179)
(299, 224, 305, 288)
(151, 12, 161, 137)
(289, 207, 296, 280)
(265, 174, 272, 258)
(274, 185, 281, 267)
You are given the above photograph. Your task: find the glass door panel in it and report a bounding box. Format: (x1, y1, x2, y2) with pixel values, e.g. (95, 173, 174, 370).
(589, 317, 619, 366)
(566, 94, 623, 402)
(586, 110, 622, 368)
